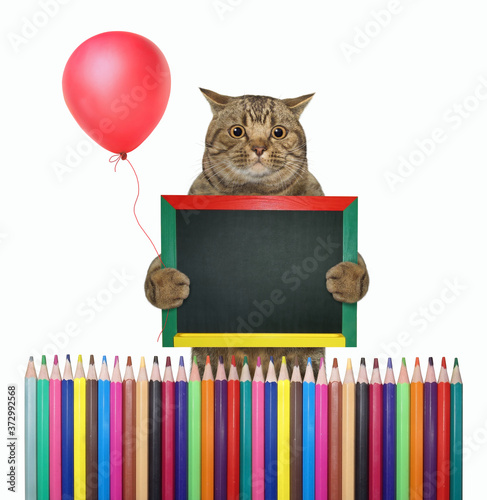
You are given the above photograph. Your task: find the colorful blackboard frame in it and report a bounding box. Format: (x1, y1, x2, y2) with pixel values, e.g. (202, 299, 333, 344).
(160, 195, 358, 348)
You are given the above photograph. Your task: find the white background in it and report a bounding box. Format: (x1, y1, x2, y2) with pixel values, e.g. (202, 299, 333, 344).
(1, 0, 485, 495)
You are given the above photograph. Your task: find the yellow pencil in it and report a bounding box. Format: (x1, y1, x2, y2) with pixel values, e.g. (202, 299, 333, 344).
(342, 358, 356, 500)
(277, 356, 290, 500)
(136, 357, 149, 500)
(74, 355, 86, 500)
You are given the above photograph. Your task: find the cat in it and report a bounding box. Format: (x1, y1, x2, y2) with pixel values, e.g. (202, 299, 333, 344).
(145, 88, 369, 376)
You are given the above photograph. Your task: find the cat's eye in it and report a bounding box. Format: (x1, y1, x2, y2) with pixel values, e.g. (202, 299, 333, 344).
(272, 126, 287, 139)
(229, 125, 246, 138)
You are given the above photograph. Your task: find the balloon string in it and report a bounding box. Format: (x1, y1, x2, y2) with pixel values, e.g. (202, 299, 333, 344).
(109, 153, 168, 341)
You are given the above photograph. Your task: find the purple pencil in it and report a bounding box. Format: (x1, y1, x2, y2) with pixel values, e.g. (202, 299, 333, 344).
(423, 357, 437, 500)
(215, 356, 228, 500)
(315, 357, 328, 500)
(110, 356, 122, 500)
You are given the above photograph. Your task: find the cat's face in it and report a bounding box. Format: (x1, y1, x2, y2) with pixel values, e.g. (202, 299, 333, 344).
(201, 89, 314, 194)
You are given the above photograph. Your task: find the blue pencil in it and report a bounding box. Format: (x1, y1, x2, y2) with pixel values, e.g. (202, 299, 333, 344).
(98, 356, 110, 500)
(175, 356, 188, 500)
(383, 358, 396, 500)
(62, 355, 74, 500)
(302, 357, 315, 499)
(265, 356, 278, 500)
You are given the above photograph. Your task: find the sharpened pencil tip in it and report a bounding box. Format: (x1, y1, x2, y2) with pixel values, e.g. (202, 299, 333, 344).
(193, 355, 197, 365)
(415, 357, 420, 367)
(244, 356, 248, 365)
(270, 356, 274, 363)
(67, 354, 71, 362)
(360, 357, 366, 366)
(231, 355, 236, 367)
(294, 356, 299, 367)
(282, 356, 286, 365)
(114, 356, 119, 367)
(333, 358, 338, 368)
(78, 355, 82, 363)
(127, 356, 132, 366)
(307, 357, 312, 365)
(140, 357, 146, 368)
(89, 354, 95, 365)
(42, 355, 46, 365)
(319, 357, 324, 369)
(373, 358, 379, 369)
(454, 357, 459, 368)
(102, 355, 107, 364)
(257, 356, 261, 367)
(54, 355, 58, 365)
(346, 358, 352, 369)
(429, 357, 434, 366)
(218, 356, 223, 364)
(154, 356, 158, 364)
(29, 355, 34, 362)
(166, 356, 171, 367)
(402, 357, 406, 367)
(205, 356, 210, 365)
(387, 358, 392, 369)
(441, 357, 446, 369)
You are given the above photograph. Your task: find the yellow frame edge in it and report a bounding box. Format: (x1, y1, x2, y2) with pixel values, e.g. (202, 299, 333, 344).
(173, 333, 346, 348)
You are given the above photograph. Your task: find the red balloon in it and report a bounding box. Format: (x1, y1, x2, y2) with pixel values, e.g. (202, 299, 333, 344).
(63, 31, 170, 154)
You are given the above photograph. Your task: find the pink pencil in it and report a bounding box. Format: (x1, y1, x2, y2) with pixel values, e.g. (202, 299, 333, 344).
(110, 356, 123, 500)
(315, 357, 328, 500)
(252, 356, 265, 499)
(162, 356, 175, 500)
(50, 355, 62, 500)
(369, 358, 383, 500)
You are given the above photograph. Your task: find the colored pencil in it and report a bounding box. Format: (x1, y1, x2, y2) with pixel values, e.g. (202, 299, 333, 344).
(265, 356, 278, 500)
(62, 355, 74, 500)
(228, 355, 240, 500)
(123, 357, 136, 500)
(410, 358, 423, 500)
(110, 357, 123, 500)
(136, 357, 149, 500)
(162, 357, 176, 500)
(50, 356, 62, 500)
(175, 356, 188, 500)
(189, 355, 202, 500)
(328, 358, 342, 500)
(290, 357, 303, 500)
(253, 356, 265, 500)
(302, 357, 315, 500)
(215, 355, 228, 500)
(423, 358, 437, 500)
(369, 358, 382, 500)
(74, 355, 87, 500)
(383, 358, 396, 500)
(98, 356, 111, 500)
(355, 358, 368, 500)
(450, 358, 462, 500)
(25, 356, 37, 500)
(37, 355, 50, 500)
(240, 356, 252, 500)
(437, 357, 450, 500)
(149, 357, 162, 500)
(86, 355, 98, 500)
(396, 358, 410, 500)
(277, 356, 290, 500)
(315, 357, 328, 500)
(202, 356, 215, 500)
(342, 358, 355, 500)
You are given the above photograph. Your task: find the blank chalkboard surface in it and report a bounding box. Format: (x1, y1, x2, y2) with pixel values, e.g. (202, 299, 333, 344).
(160, 195, 358, 348)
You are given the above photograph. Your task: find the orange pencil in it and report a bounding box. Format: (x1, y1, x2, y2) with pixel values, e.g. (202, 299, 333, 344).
(410, 358, 423, 500)
(202, 356, 214, 500)
(437, 358, 450, 500)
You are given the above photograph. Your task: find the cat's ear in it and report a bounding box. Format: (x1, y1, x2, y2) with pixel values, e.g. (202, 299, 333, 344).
(282, 93, 315, 119)
(200, 88, 232, 114)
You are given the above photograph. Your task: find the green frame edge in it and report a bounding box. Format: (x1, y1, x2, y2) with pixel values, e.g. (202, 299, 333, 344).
(342, 198, 358, 347)
(161, 197, 177, 347)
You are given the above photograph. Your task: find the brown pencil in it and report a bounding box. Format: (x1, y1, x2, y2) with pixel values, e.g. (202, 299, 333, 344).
(86, 355, 98, 500)
(290, 356, 303, 500)
(328, 358, 342, 500)
(123, 356, 136, 500)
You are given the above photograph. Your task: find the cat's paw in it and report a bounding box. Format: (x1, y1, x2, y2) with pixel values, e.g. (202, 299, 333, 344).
(144, 267, 190, 310)
(326, 261, 369, 303)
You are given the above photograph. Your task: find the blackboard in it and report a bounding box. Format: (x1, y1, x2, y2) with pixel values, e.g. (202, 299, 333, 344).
(160, 195, 358, 347)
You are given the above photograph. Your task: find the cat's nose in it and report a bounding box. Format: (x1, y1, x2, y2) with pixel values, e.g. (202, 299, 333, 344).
(253, 146, 267, 157)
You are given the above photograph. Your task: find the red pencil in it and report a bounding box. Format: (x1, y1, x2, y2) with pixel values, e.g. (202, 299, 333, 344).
(227, 355, 240, 500)
(437, 357, 450, 500)
(369, 358, 383, 500)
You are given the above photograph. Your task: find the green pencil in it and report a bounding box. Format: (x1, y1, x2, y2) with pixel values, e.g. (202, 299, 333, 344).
(188, 355, 201, 500)
(450, 358, 463, 499)
(240, 356, 252, 499)
(37, 355, 50, 500)
(396, 358, 410, 500)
